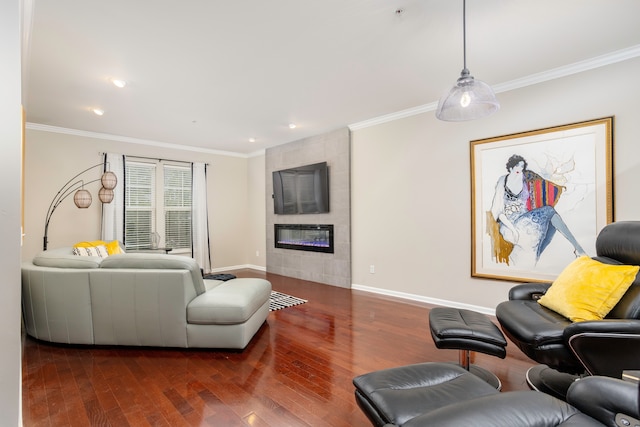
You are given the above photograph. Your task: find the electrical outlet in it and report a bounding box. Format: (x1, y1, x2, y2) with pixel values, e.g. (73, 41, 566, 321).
(256, 250, 260, 257)
(369, 265, 375, 274)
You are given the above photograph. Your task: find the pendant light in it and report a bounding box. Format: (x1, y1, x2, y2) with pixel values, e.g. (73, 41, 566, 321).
(436, 0, 499, 121)
(73, 187, 92, 208)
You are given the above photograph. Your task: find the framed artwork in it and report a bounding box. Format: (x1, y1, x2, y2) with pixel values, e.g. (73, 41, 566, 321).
(471, 117, 613, 282)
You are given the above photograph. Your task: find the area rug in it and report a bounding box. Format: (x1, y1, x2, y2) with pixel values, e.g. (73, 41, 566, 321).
(269, 291, 307, 311)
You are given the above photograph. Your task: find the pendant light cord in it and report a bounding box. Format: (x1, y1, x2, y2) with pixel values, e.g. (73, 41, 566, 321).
(462, 0, 467, 71)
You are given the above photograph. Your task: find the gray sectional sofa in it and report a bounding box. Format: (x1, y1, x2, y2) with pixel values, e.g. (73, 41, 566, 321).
(21, 247, 271, 349)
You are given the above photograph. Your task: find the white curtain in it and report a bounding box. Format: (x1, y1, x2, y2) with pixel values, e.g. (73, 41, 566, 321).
(101, 153, 125, 243)
(192, 162, 211, 273)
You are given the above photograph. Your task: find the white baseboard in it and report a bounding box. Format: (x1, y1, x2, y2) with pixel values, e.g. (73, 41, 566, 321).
(209, 264, 266, 273)
(351, 283, 496, 316)
(203, 271, 496, 315)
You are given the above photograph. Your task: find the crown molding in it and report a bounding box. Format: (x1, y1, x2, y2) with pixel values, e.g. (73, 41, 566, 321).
(25, 123, 249, 158)
(493, 44, 640, 94)
(349, 44, 640, 131)
(348, 101, 439, 131)
(247, 148, 266, 158)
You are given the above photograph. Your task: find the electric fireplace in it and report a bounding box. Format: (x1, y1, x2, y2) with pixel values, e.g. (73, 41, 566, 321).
(274, 224, 334, 253)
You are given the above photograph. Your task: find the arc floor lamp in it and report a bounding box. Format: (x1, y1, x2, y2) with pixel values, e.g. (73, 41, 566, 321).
(43, 163, 117, 250)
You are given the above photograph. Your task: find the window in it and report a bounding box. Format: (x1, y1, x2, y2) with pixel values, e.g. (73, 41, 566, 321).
(124, 160, 192, 251)
(163, 165, 192, 249)
(125, 162, 155, 249)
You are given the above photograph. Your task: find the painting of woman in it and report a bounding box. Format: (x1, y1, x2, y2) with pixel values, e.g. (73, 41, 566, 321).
(488, 154, 587, 267)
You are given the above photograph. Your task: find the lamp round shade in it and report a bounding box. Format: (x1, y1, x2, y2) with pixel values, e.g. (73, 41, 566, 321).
(101, 171, 118, 190)
(73, 189, 92, 208)
(98, 187, 114, 203)
(436, 70, 499, 121)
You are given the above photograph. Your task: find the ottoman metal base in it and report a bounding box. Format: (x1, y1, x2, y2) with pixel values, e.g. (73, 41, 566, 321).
(430, 307, 507, 390)
(464, 362, 502, 390)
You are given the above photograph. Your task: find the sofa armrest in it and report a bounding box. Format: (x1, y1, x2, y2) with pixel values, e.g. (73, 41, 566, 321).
(508, 283, 552, 301)
(567, 376, 639, 425)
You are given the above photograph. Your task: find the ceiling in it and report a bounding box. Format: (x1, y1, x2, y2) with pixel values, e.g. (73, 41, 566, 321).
(23, 0, 640, 156)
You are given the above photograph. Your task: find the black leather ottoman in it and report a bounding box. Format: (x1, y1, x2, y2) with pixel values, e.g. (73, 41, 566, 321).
(353, 362, 500, 427)
(429, 307, 507, 389)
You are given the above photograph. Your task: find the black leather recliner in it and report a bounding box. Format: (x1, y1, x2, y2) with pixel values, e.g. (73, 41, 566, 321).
(395, 375, 639, 427)
(354, 363, 640, 427)
(496, 221, 640, 399)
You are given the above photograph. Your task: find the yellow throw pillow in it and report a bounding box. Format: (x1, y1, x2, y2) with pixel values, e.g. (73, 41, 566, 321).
(538, 256, 639, 322)
(74, 240, 122, 255)
(74, 240, 106, 248)
(105, 240, 123, 255)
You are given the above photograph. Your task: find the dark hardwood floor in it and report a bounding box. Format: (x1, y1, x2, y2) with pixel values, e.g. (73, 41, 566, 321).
(22, 270, 536, 426)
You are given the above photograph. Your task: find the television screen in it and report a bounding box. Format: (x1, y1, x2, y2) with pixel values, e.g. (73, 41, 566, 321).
(273, 162, 329, 214)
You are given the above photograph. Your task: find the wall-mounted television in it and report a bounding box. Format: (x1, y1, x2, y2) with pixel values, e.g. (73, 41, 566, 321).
(273, 162, 329, 214)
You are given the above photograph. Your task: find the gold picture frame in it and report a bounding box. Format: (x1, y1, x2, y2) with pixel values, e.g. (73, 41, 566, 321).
(471, 117, 614, 282)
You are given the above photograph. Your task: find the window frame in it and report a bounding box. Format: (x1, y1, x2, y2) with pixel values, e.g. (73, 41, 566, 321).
(124, 159, 192, 253)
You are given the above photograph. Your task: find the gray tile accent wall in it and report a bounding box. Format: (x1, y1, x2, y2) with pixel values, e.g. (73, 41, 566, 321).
(265, 128, 351, 288)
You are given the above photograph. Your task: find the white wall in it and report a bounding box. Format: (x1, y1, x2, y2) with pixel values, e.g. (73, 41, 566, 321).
(247, 154, 267, 268)
(21, 129, 266, 272)
(351, 57, 640, 313)
(1, 0, 23, 424)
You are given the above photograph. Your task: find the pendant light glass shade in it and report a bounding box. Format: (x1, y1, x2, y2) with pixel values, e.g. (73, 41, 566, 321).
(436, 68, 499, 121)
(436, 0, 499, 122)
(73, 189, 92, 208)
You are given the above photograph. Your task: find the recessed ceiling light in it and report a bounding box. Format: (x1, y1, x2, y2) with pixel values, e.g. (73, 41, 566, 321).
(288, 123, 297, 129)
(112, 79, 127, 88)
(249, 138, 256, 143)
(92, 108, 104, 116)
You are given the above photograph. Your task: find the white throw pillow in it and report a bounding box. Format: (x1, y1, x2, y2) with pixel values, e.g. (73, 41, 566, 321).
(72, 245, 109, 258)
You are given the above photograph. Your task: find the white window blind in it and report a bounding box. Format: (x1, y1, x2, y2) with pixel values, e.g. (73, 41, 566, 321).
(163, 165, 192, 249)
(125, 162, 155, 249)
